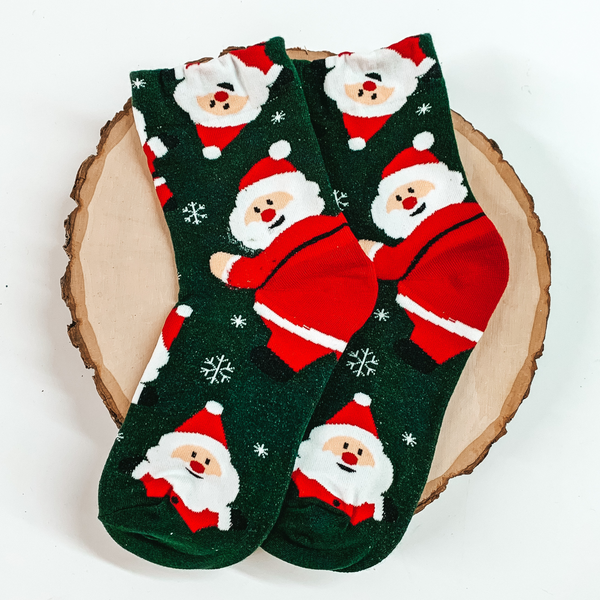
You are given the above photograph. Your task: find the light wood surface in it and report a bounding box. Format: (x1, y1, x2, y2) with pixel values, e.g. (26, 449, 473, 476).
(61, 49, 550, 509)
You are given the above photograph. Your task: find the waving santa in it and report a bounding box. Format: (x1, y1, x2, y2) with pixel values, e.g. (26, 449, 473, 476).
(209, 140, 378, 381)
(293, 393, 394, 525)
(132, 401, 241, 532)
(173, 43, 282, 159)
(359, 132, 509, 372)
(324, 36, 435, 150)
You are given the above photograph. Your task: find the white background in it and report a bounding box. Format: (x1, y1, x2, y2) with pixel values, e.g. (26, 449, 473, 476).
(1, 1, 599, 598)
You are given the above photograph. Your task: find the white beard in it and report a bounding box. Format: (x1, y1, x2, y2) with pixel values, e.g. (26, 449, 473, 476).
(229, 175, 325, 250)
(324, 49, 433, 118)
(132, 433, 239, 514)
(173, 54, 280, 128)
(294, 424, 393, 509)
(371, 164, 468, 239)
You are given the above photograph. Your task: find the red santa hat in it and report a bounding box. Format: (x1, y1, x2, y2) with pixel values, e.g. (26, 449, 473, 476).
(381, 131, 438, 180)
(386, 36, 430, 67)
(326, 393, 379, 440)
(238, 140, 295, 192)
(228, 43, 276, 75)
(161, 304, 193, 350)
(176, 401, 228, 449)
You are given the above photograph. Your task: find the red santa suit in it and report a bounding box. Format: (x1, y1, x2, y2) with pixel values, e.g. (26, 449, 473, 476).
(292, 469, 376, 526)
(372, 202, 509, 363)
(139, 473, 219, 533)
(225, 213, 378, 372)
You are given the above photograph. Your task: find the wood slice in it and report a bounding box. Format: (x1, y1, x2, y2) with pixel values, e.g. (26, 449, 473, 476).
(61, 49, 550, 510)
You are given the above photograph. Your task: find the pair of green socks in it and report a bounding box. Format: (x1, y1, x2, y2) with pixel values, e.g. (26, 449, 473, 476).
(98, 35, 509, 572)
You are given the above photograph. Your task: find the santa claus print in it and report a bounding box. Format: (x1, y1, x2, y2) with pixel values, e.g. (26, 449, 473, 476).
(324, 37, 435, 150)
(359, 132, 509, 372)
(131, 401, 242, 533)
(132, 304, 193, 406)
(209, 140, 378, 382)
(292, 393, 394, 525)
(173, 43, 282, 159)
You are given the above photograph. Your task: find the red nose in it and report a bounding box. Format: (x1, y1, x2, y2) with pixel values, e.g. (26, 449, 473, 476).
(214, 90, 229, 102)
(402, 196, 417, 210)
(189, 460, 205, 474)
(341, 452, 358, 465)
(261, 208, 276, 222)
(362, 80, 377, 92)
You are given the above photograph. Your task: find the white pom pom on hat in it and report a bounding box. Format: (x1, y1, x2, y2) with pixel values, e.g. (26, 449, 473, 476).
(269, 140, 291, 160)
(176, 304, 193, 318)
(205, 400, 223, 415)
(353, 392, 372, 407)
(413, 131, 434, 151)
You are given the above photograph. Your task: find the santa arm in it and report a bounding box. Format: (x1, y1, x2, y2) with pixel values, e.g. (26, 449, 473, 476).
(210, 251, 279, 289)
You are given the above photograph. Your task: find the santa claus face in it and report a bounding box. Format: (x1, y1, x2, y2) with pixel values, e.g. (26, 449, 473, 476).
(195, 83, 249, 117)
(372, 164, 468, 239)
(344, 76, 395, 106)
(324, 49, 433, 118)
(230, 175, 325, 250)
(294, 423, 393, 508)
(171, 444, 222, 478)
(322, 435, 375, 470)
(133, 432, 239, 514)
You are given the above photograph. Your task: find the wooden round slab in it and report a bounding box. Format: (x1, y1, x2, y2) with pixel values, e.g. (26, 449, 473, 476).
(61, 49, 550, 511)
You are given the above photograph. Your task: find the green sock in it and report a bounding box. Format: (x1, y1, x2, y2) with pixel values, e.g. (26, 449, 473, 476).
(97, 37, 378, 569)
(261, 34, 509, 571)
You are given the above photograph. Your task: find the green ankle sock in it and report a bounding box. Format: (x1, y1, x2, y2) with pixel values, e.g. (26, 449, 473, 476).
(261, 34, 509, 571)
(97, 37, 378, 569)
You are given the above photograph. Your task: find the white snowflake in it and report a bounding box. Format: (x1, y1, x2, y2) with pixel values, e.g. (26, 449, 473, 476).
(132, 78, 146, 89)
(271, 110, 286, 124)
(183, 202, 207, 225)
(346, 347, 378, 377)
(201, 355, 234, 384)
(116, 432, 124, 442)
(374, 309, 389, 322)
(402, 432, 417, 447)
(231, 315, 246, 328)
(253, 443, 269, 458)
(416, 103, 431, 116)
(333, 189, 349, 210)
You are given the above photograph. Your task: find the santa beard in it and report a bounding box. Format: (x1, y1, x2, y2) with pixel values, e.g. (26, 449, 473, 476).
(371, 163, 468, 239)
(229, 174, 325, 250)
(132, 432, 240, 514)
(173, 53, 280, 128)
(294, 424, 393, 509)
(324, 49, 432, 118)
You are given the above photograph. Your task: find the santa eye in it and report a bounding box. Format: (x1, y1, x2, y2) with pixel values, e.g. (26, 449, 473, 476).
(205, 458, 211, 465)
(358, 89, 364, 97)
(343, 442, 349, 449)
(223, 103, 230, 110)
(371, 93, 377, 100)
(254, 207, 261, 213)
(395, 194, 403, 202)
(191, 451, 197, 458)
(408, 187, 415, 194)
(357, 448, 363, 456)
(266, 199, 273, 205)
(209, 100, 216, 108)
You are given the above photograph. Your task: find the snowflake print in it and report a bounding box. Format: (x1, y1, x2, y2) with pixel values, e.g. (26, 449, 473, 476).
(116, 432, 124, 442)
(253, 443, 269, 458)
(333, 190, 349, 210)
(347, 348, 378, 377)
(374, 309, 389, 322)
(231, 315, 246, 328)
(402, 432, 417, 447)
(201, 355, 234, 384)
(183, 202, 207, 225)
(271, 110, 286, 124)
(132, 78, 146, 89)
(416, 103, 431, 116)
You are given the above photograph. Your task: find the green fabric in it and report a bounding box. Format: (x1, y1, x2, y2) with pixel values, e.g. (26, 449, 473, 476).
(98, 37, 377, 569)
(261, 34, 504, 571)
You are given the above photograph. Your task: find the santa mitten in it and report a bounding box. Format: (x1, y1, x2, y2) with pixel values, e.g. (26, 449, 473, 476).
(261, 34, 509, 571)
(97, 37, 378, 569)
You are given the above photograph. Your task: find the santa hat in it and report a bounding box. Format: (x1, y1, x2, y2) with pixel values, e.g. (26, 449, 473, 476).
(386, 36, 430, 67)
(176, 401, 228, 449)
(326, 393, 379, 440)
(161, 304, 193, 350)
(381, 131, 437, 180)
(238, 140, 295, 192)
